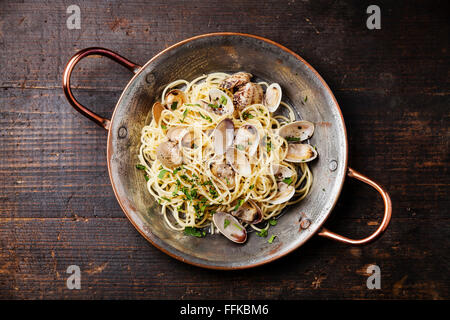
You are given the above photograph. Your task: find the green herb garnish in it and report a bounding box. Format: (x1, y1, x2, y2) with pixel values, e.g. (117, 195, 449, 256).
(224, 219, 230, 229)
(304, 96, 308, 102)
(144, 175, 150, 182)
(161, 196, 171, 202)
(170, 101, 178, 110)
(161, 124, 167, 129)
(208, 103, 219, 109)
(180, 108, 189, 122)
(286, 136, 301, 142)
(266, 141, 272, 153)
(236, 144, 245, 151)
(136, 164, 146, 170)
(269, 219, 278, 226)
(199, 112, 213, 122)
(268, 235, 277, 244)
(233, 199, 244, 211)
(219, 95, 228, 105)
(249, 185, 255, 190)
(257, 229, 268, 237)
(184, 227, 206, 238)
(282, 177, 293, 185)
(158, 169, 168, 179)
(242, 111, 254, 120)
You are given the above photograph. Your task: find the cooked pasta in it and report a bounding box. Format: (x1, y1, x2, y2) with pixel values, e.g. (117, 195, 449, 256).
(137, 72, 316, 243)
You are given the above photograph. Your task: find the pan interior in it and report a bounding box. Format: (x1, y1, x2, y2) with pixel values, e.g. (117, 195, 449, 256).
(107, 34, 347, 269)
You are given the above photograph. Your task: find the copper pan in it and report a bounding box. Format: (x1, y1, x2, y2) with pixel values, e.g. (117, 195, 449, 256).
(62, 33, 392, 269)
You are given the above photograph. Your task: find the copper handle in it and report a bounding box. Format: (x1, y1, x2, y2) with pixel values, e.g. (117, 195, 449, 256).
(62, 47, 141, 130)
(318, 167, 392, 245)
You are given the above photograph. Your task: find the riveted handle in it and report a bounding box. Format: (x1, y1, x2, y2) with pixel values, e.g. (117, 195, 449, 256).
(318, 167, 392, 245)
(62, 47, 141, 130)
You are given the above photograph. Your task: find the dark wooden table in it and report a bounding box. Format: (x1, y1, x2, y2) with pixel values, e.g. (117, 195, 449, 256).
(0, 0, 448, 299)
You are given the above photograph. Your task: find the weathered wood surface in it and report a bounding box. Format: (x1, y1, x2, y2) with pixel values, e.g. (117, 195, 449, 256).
(0, 0, 448, 299)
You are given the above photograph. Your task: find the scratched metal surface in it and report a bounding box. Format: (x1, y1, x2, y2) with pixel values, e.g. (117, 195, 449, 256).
(0, 0, 448, 299)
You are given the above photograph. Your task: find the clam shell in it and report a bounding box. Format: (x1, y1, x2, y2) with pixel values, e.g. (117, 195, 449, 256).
(156, 140, 183, 169)
(279, 120, 315, 142)
(212, 118, 235, 155)
(152, 102, 165, 125)
(271, 164, 295, 181)
(269, 182, 295, 204)
(226, 147, 251, 177)
(220, 72, 252, 90)
(209, 159, 236, 190)
(233, 82, 263, 111)
(207, 88, 234, 115)
(285, 143, 318, 163)
(264, 83, 282, 113)
(234, 124, 260, 156)
(164, 89, 186, 109)
(231, 199, 263, 225)
(212, 211, 247, 244)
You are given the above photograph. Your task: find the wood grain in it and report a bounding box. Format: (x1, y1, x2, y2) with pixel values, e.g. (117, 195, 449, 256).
(0, 0, 449, 299)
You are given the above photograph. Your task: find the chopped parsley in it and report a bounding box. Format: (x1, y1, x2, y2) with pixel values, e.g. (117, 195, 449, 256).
(257, 229, 268, 237)
(242, 111, 254, 120)
(208, 103, 219, 109)
(269, 219, 278, 226)
(266, 141, 272, 153)
(199, 112, 213, 122)
(220, 95, 228, 105)
(161, 196, 171, 202)
(136, 164, 146, 170)
(282, 177, 293, 185)
(173, 166, 183, 174)
(249, 184, 255, 190)
(144, 175, 149, 182)
(184, 227, 206, 238)
(170, 101, 178, 110)
(268, 235, 277, 244)
(233, 199, 244, 211)
(161, 124, 167, 129)
(185, 103, 201, 107)
(180, 108, 189, 122)
(158, 169, 169, 179)
(224, 219, 230, 229)
(286, 136, 301, 142)
(236, 144, 245, 151)
(304, 96, 308, 102)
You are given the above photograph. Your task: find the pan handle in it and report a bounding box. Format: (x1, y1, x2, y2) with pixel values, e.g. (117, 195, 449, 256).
(62, 47, 142, 130)
(318, 167, 392, 245)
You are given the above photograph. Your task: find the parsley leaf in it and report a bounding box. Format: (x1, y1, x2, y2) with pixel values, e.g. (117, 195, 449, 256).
(199, 112, 213, 122)
(224, 219, 230, 229)
(158, 169, 168, 179)
(257, 229, 268, 237)
(249, 185, 255, 190)
(136, 164, 146, 170)
(242, 111, 254, 120)
(233, 199, 244, 211)
(161, 124, 167, 129)
(220, 95, 228, 105)
(286, 136, 301, 142)
(236, 144, 245, 151)
(268, 235, 277, 244)
(184, 227, 206, 238)
(170, 101, 178, 110)
(269, 219, 278, 226)
(282, 177, 293, 185)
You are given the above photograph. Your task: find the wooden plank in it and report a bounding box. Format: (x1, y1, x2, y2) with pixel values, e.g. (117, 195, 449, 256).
(0, 0, 448, 300)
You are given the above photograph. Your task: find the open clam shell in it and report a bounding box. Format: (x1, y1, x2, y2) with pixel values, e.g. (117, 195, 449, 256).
(234, 124, 260, 156)
(269, 181, 296, 205)
(231, 199, 263, 225)
(164, 89, 186, 110)
(219, 72, 252, 90)
(212, 118, 235, 155)
(212, 211, 247, 244)
(285, 143, 318, 163)
(209, 158, 236, 190)
(207, 88, 234, 115)
(156, 140, 183, 169)
(233, 82, 263, 111)
(271, 164, 295, 181)
(279, 120, 315, 142)
(264, 83, 282, 113)
(152, 102, 165, 125)
(226, 147, 251, 177)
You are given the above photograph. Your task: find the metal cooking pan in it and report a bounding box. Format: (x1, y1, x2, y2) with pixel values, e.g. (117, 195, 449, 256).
(63, 33, 392, 269)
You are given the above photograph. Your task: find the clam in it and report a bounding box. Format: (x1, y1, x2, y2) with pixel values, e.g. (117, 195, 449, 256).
(269, 181, 296, 204)
(226, 147, 251, 177)
(165, 89, 186, 110)
(271, 164, 295, 181)
(212, 118, 235, 155)
(234, 124, 260, 156)
(220, 72, 252, 91)
(264, 83, 282, 113)
(210, 159, 236, 189)
(152, 102, 165, 124)
(212, 211, 247, 243)
(285, 143, 318, 163)
(279, 120, 315, 142)
(233, 82, 264, 111)
(156, 140, 183, 169)
(231, 199, 263, 225)
(207, 88, 234, 115)
(166, 126, 189, 142)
